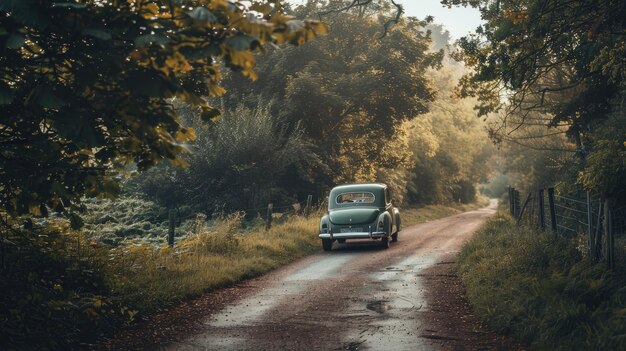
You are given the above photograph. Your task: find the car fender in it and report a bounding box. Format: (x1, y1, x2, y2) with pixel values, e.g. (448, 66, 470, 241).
(320, 215, 330, 233)
(393, 207, 401, 232)
(377, 212, 392, 235)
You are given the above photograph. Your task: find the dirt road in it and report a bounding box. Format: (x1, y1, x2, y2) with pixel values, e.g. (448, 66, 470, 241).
(158, 200, 505, 350)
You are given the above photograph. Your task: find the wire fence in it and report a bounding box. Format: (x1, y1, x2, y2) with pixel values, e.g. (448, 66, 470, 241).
(509, 186, 625, 269)
(164, 195, 321, 246)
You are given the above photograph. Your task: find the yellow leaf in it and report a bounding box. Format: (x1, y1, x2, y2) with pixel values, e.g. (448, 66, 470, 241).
(142, 2, 160, 18)
(175, 127, 196, 142)
(29, 204, 42, 216)
(94, 298, 103, 308)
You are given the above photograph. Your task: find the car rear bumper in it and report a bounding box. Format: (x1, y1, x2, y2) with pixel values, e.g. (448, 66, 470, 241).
(319, 231, 387, 240)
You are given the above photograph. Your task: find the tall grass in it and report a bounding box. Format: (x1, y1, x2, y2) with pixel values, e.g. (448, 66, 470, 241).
(105, 213, 320, 314)
(458, 213, 626, 350)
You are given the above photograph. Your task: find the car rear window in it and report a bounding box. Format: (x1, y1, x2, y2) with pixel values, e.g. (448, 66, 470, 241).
(336, 192, 375, 204)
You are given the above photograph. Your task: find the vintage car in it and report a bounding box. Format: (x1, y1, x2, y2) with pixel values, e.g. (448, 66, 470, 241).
(318, 183, 401, 251)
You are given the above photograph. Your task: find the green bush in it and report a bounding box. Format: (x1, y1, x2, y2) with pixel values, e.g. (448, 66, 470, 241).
(0, 222, 130, 350)
(459, 214, 626, 350)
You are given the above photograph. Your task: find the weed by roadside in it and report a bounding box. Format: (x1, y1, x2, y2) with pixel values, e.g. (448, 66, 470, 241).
(458, 213, 626, 350)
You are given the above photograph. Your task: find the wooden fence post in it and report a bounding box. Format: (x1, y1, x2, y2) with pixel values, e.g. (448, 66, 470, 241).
(516, 192, 532, 225)
(593, 201, 603, 261)
(266, 203, 273, 230)
(547, 188, 557, 233)
(305, 195, 313, 217)
(508, 186, 514, 217)
(168, 209, 176, 247)
(514, 189, 521, 218)
(604, 199, 614, 268)
(539, 189, 546, 229)
(586, 191, 594, 258)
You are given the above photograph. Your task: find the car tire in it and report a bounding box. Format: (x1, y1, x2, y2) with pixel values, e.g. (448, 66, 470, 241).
(391, 232, 398, 242)
(381, 223, 391, 249)
(322, 239, 333, 251)
(380, 236, 390, 249)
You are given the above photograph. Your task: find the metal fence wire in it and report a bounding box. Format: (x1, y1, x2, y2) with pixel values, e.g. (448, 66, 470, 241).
(508, 186, 624, 268)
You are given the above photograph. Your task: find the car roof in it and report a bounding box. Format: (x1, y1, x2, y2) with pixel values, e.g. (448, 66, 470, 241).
(330, 183, 387, 193)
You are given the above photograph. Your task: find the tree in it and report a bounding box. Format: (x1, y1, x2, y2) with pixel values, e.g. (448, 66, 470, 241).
(443, 0, 624, 136)
(221, 3, 443, 196)
(134, 100, 318, 212)
(405, 63, 494, 204)
(0, 0, 327, 219)
(443, 0, 626, 195)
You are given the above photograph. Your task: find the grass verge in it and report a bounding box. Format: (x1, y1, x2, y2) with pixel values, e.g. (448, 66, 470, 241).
(106, 213, 321, 314)
(458, 213, 626, 350)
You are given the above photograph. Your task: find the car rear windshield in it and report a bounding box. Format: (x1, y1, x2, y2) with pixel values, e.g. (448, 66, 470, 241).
(335, 192, 375, 205)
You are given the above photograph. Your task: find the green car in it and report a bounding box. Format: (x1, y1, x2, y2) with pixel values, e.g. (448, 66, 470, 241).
(318, 183, 401, 251)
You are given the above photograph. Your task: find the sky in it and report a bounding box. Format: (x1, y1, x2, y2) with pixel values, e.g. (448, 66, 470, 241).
(396, 0, 483, 40)
(288, 0, 484, 40)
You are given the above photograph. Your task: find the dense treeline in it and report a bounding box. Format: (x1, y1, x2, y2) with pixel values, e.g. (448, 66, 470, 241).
(442, 0, 626, 199)
(132, 1, 494, 213)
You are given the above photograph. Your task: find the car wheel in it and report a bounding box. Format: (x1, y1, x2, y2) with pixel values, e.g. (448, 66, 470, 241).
(380, 236, 390, 249)
(322, 239, 333, 251)
(391, 232, 398, 242)
(381, 223, 391, 249)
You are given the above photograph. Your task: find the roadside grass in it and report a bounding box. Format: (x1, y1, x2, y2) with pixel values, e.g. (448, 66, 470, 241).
(107, 213, 320, 313)
(109, 198, 490, 313)
(401, 197, 490, 227)
(458, 213, 626, 350)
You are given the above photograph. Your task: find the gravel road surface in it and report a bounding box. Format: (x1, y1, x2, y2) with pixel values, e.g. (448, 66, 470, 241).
(162, 200, 501, 350)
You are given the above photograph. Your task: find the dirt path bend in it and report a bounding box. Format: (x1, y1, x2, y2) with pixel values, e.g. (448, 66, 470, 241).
(135, 199, 520, 351)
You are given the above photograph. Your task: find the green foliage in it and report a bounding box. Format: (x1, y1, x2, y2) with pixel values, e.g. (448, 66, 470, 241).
(405, 63, 494, 204)
(0, 220, 130, 350)
(0, 0, 327, 217)
(131, 100, 316, 211)
(459, 214, 626, 350)
(577, 95, 626, 198)
(222, 3, 442, 195)
(444, 0, 626, 196)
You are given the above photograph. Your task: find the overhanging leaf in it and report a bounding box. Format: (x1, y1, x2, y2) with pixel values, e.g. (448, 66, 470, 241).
(125, 70, 178, 97)
(134, 33, 171, 48)
(187, 7, 217, 22)
(5, 33, 25, 49)
(179, 45, 221, 60)
(201, 106, 221, 121)
(0, 81, 14, 105)
(81, 28, 112, 40)
(52, 3, 87, 9)
(32, 86, 66, 109)
(226, 34, 260, 51)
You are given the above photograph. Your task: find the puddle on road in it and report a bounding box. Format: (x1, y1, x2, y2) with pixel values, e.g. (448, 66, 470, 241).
(366, 300, 391, 314)
(341, 254, 439, 351)
(385, 266, 403, 271)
